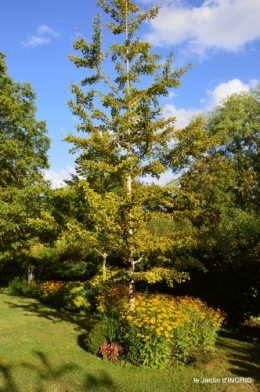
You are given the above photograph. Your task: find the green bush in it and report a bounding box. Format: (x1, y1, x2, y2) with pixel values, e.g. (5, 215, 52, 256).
(62, 282, 90, 313)
(31, 281, 90, 313)
(140, 336, 172, 368)
(119, 322, 145, 366)
(85, 320, 109, 355)
(7, 278, 89, 314)
(7, 278, 35, 297)
(32, 281, 65, 308)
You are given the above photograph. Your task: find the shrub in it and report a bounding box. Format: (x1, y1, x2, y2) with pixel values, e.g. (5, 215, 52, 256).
(95, 283, 129, 316)
(99, 343, 123, 362)
(7, 278, 35, 297)
(85, 320, 109, 355)
(12, 279, 90, 313)
(242, 315, 260, 328)
(119, 322, 144, 366)
(62, 282, 90, 313)
(139, 335, 172, 368)
(32, 281, 65, 308)
(95, 289, 225, 367)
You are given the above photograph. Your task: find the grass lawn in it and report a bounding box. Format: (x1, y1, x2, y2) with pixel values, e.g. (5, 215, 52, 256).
(0, 294, 260, 392)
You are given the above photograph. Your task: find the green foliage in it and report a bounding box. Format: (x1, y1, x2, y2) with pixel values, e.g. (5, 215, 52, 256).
(95, 283, 129, 315)
(139, 336, 172, 368)
(7, 277, 34, 297)
(85, 320, 109, 355)
(119, 321, 144, 366)
(205, 86, 260, 213)
(29, 241, 96, 282)
(163, 87, 260, 325)
(0, 52, 50, 263)
(62, 281, 90, 312)
(64, 0, 192, 305)
(0, 53, 50, 262)
(103, 313, 122, 343)
(31, 280, 90, 313)
(33, 281, 65, 309)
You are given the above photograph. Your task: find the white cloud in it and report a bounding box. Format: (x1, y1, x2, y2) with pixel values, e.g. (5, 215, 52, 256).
(44, 166, 76, 188)
(22, 24, 60, 48)
(206, 78, 259, 108)
(144, 0, 260, 56)
(141, 170, 178, 186)
(37, 25, 59, 37)
(162, 77, 259, 129)
(22, 36, 51, 48)
(163, 104, 202, 129)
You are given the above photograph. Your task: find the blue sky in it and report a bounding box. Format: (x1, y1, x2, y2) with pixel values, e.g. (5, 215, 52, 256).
(1, 0, 260, 187)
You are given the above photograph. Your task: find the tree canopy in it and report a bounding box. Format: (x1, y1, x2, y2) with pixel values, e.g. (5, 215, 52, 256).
(0, 52, 50, 265)
(64, 0, 192, 307)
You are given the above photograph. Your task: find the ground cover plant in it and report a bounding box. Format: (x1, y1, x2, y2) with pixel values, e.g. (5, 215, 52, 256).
(0, 293, 260, 392)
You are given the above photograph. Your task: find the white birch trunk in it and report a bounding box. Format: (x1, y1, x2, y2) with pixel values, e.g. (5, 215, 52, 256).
(125, 3, 136, 310)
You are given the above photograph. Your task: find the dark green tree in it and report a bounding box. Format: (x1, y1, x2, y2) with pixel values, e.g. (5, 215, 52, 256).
(0, 53, 50, 274)
(205, 86, 260, 212)
(166, 88, 260, 323)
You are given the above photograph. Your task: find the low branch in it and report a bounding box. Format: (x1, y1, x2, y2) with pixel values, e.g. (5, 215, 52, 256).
(134, 256, 143, 265)
(94, 248, 108, 258)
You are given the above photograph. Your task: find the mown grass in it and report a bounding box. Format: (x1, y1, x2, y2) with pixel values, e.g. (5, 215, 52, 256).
(0, 293, 260, 392)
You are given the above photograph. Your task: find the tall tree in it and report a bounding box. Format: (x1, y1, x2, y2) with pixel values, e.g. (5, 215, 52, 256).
(0, 53, 50, 265)
(205, 86, 260, 212)
(65, 0, 191, 307)
(165, 88, 260, 322)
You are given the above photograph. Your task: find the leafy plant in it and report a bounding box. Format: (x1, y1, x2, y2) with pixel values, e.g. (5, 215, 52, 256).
(139, 336, 172, 368)
(62, 281, 90, 313)
(7, 278, 34, 298)
(84, 320, 109, 355)
(119, 322, 144, 366)
(99, 343, 123, 362)
(32, 281, 65, 308)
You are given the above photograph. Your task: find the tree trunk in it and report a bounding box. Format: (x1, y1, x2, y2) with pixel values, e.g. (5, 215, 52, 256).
(129, 251, 135, 311)
(102, 252, 107, 279)
(95, 248, 107, 280)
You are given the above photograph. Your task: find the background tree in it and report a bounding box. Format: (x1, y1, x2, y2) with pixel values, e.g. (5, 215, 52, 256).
(166, 88, 260, 323)
(64, 0, 192, 307)
(205, 86, 260, 212)
(0, 52, 50, 284)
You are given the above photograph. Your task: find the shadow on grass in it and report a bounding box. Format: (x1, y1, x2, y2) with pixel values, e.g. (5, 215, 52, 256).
(0, 351, 118, 392)
(217, 329, 260, 383)
(4, 298, 99, 335)
(77, 333, 88, 351)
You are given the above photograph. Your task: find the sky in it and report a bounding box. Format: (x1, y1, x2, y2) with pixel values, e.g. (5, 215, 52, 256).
(1, 0, 260, 188)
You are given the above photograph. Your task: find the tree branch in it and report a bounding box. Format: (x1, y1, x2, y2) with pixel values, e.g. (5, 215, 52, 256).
(134, 256, 143, 265)
(94, 248, 108, 257)
(97, 67, 124, 102)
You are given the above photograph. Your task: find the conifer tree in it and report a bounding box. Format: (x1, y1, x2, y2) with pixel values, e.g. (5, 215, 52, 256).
(65, 0, 191, 307)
